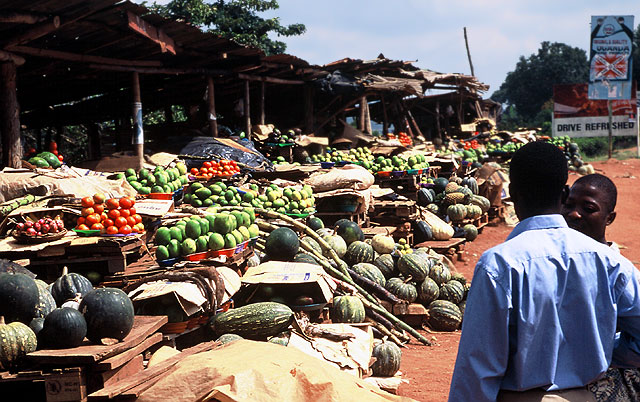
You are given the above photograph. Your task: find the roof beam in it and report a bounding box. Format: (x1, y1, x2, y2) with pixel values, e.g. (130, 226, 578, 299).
(89, 64, 229, 76)
(0, 49, 25, 65)
(9, 45, 163, 67)
(2, 16, 60, 48)
(0, 11, 48, 24)
(237, 73, 305, 85)
(126, 11, 176, 55)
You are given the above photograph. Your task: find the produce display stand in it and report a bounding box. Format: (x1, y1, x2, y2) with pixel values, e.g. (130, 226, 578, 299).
(452, 212, 489, 231)
(0, 316, 167, 402)
(362, 225, 413, 246)
(414, 237, 467, 262)
(0, 232, 148, 281)
(379, 300, 428, 327)
(314, 210, 369, 228)
(368, 200, 418, 226)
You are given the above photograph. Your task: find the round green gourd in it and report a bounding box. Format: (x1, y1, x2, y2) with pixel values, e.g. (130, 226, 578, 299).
(336, 221, 364, 245)
(212, 302, 293, 340)
(373, 254, 397, 279)
(79, 287, 135, 343)
(439, 280, 465, 304)
(332, 295, 365, 323)
(0, 316, 37, 368)
(428, 263, 451, 286)
(371, 339, 402, 377)
(385, 277, 418, 303)
(215, 333, 243, 344)
(371, 233, 396, 255)
(300, 236, 322, 256)
(343, 241, 374, 266)
(0, 272, 40, 324)
(427, 300, 462, 331)
(264, 227, 300, 261)
(50, 266, 93, 306)
(446, 204, 467, 221)
(418, 277, 440, 306)
(33, 279, 56, 319)
(40, 307, 87, 349)
(351, 263, 386, 288)
(293, 253, 320, 266)
(463, 224, 479, 241)
(322, 234, 347, 258)
(397, 253, 431, 282)
(306, 217, 324, 231)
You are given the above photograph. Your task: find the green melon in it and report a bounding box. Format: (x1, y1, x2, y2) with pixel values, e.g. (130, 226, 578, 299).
(331, 295, 365, 323)
(397, 253, 431, 282)
(343, 241, 374, 266)
(373, 254, 397, 279)
(336, 221, 364, 245)
(418, 277, 440, 306)
(351, 263, 386, 287)
(371, 339, 402, 377)
(427, 300, 462, 331)
(265, 227, 299, 261)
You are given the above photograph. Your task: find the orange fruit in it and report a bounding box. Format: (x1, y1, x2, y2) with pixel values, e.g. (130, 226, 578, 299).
(106, 226, 119, 235)
(93, 193, 106, 204)
(118, 225, 132, 235)
(81, 207, 95, 217)
(106, 198, 120, 210)
(81, 197, 94, 208)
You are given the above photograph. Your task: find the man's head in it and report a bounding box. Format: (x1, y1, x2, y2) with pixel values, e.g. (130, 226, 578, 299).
(561, 173, 617, 244)
(509, 141, 568, 220)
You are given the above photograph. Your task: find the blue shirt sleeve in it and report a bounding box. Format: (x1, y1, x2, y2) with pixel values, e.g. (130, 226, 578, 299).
(611, 263, 640, 368)
(448, 262, 510, 402)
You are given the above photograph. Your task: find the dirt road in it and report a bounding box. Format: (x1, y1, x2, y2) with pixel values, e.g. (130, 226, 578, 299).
(398, 157, 640, 402)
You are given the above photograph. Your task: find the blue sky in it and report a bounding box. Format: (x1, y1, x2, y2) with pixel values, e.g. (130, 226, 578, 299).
(140, 1, 639, 98)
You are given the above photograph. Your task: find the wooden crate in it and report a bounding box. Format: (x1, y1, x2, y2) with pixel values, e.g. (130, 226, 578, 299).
(379, 301, 428, 327)
(414, 237, 466, 262)
(314, 210, 369, 228)
(370, 200, 418, 219)
(453, 212, 489, 231)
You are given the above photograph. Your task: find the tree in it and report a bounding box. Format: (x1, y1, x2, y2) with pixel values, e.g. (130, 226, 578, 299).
(491, 42, 589, 122)
(148, 0, 306, 55)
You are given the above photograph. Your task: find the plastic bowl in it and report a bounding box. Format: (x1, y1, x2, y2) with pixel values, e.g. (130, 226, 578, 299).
(149, 192, 173, 200)
(320, 162, 335, 169)
(392, 170, 406, 177)
(377, 171, 391, 177)
(158, 257, 180, 267)
(185, 251, 209, 261)
(72, 228, 101, 237)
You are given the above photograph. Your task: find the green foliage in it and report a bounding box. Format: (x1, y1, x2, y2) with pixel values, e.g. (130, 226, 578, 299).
(148, 0, 306, 55)
(492, 41, 588, 121)
(573, 136, 637, 158)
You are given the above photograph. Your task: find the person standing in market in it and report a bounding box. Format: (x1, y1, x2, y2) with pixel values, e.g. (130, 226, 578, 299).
(562, 173, 640, 401)
(448, 141, 640, 402)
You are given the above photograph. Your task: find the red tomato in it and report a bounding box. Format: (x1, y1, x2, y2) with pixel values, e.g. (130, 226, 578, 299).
(114, 217, 128, 228)
(119, 208, 131, 219)
(103, 219, 114, 228)
(81, 197, 95, 208)
(118, 225, 132, 235)
(93, 204, 104, 214)
(77, 224, 90, 231)
(126, 216, 137, 227)
(106, 198, 120, 210)
(81, 207, 94, 217)
(119, 197, 134, 209)
(107, 209, 120, 220)
(106, 226, 119, 235)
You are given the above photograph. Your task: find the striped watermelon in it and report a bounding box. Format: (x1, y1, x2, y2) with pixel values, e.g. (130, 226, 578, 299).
(397, 253, 431, 282)
(427, 300, 462, 331)
(351, 263, 386, 287)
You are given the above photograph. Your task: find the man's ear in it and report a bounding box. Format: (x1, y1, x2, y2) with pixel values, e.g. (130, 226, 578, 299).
(606, 211, 616, 226)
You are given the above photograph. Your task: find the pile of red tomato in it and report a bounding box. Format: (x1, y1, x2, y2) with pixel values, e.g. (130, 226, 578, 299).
(75, 194, 144, 235)
(387, 132, 412, 146)
(461, 139, 480, 150)
(24, 141, 65, 162)
(189, 159, 240, 180)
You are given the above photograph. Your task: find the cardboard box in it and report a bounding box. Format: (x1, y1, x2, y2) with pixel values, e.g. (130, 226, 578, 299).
(239, 261, 337, 305)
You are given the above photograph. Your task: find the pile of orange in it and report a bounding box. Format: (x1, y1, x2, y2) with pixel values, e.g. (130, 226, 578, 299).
(75, 194, 144, 235)
(189, 159, 240, 180)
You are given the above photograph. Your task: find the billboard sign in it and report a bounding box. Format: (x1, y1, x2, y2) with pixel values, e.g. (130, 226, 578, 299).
(553, 83, 637, 137)
(588, 15, 634, 100)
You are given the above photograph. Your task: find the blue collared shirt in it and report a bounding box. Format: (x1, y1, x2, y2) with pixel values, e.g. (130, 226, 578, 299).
(448, 214, 640, 402)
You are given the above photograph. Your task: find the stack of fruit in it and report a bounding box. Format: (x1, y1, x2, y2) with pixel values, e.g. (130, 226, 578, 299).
(13, 216, 65, 238)
(266, 129, 295, 145)
(188, 159, 240, 179)
(184, 182, 316, 216)
(123, 163, 189, 195)
(75, 194, 143, 235)
(308, 147, 430, 174)
(154, 209, 259, 261)
(25, 141, 65, 167)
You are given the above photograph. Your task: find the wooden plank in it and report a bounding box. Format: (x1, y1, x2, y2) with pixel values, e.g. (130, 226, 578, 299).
(3, 16, 60, 48)
(97, 354, 144, 389)
(0, 11, 48, 24)
(0, 49, 25, 65)
(93, 332, 163, 371)
(414, 238, 465, 250)
(0, 61, 22, 168)
(27, 316, 167, 365)
(9, 45, 163, 67)
(88, 341, 219, 400)
(126, 11, 176, 55)
(238, 73, 305, 85)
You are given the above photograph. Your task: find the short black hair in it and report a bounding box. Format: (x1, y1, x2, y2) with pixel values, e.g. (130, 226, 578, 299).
(573, 173, 617, 212)
(509, 141, 568, 208)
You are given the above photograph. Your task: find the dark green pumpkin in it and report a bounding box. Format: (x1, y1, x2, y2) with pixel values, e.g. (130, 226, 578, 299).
(446, 204, 467, 221)
(418, 277, 440, 306)
(0, 272, 40, 324)
(462, 177, 479, 194)
(428, 263, 451, 286)
(373, 254, 397, 279)
(264, 227, 300, 261)
(470, 195, 491, 213)
(385, 277, 418, 303)
(79, 288, 135, 343)
(428, 300, 462, 331)
(50, 267, 93, 306)
(351, 263, 386, 287)
(397, 253, 431, 282)
(463, 224, 479, 241)
(336, 220, 364, 245)
(306, 217, 324, 231)
(433, 177, 449, 194)
(33, 279, 56, 319)
(40, 307, 87, 349)
(300, 236, 322, 256)
(0, 316, 37, 367)
(371, 339, 402, 377)
(332, 295, 365, 323)
(450, 272, 467, 286)
(439, 280, 465, 304)
(343, 241, 374, 266)
(293, 252, 320, 266)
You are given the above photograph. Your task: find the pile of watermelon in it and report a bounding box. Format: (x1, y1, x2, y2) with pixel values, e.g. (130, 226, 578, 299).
(154, 208, 259, 261)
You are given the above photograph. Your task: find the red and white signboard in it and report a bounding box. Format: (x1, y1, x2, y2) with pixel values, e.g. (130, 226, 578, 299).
(553, 83, 637, 137)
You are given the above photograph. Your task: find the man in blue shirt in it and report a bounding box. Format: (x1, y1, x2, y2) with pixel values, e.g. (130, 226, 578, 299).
(448, 141, 640, 402)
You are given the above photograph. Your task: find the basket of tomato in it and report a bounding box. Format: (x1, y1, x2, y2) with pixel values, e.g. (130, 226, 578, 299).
(189, 159, 240, 181)
(74, 194, 144, 236)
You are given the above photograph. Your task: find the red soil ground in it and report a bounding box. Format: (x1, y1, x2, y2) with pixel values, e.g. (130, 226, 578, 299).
(397, 157, 640, 402)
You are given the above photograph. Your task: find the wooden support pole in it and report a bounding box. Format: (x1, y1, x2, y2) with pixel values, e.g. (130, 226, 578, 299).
(0, 62, 22, 168)
(10, 45, 162, 67)
(463, 27, 475, 77)
(407, 110, 424, 138)
(364, 99, 372, 134)
(359, 96, 366, 132)
(131, 72, 144, 170)
(238, 73, 304, 85)
(381, 93, 389, 135)
(4, 16, 60, 48)
(0, 49, 25, 66)
(303, 84, 314, 134)
(436, 100, 442, 140)
(207, 76, 218, 137)
(260, 81, 266, 125)
(0, 11, 48, 24)
(244, 80, 251, 140)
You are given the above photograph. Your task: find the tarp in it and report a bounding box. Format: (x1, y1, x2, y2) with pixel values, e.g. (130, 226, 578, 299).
(178, 136, 273, 170)
(137, 340, 416, 402)
(314, 70, 365, 96)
